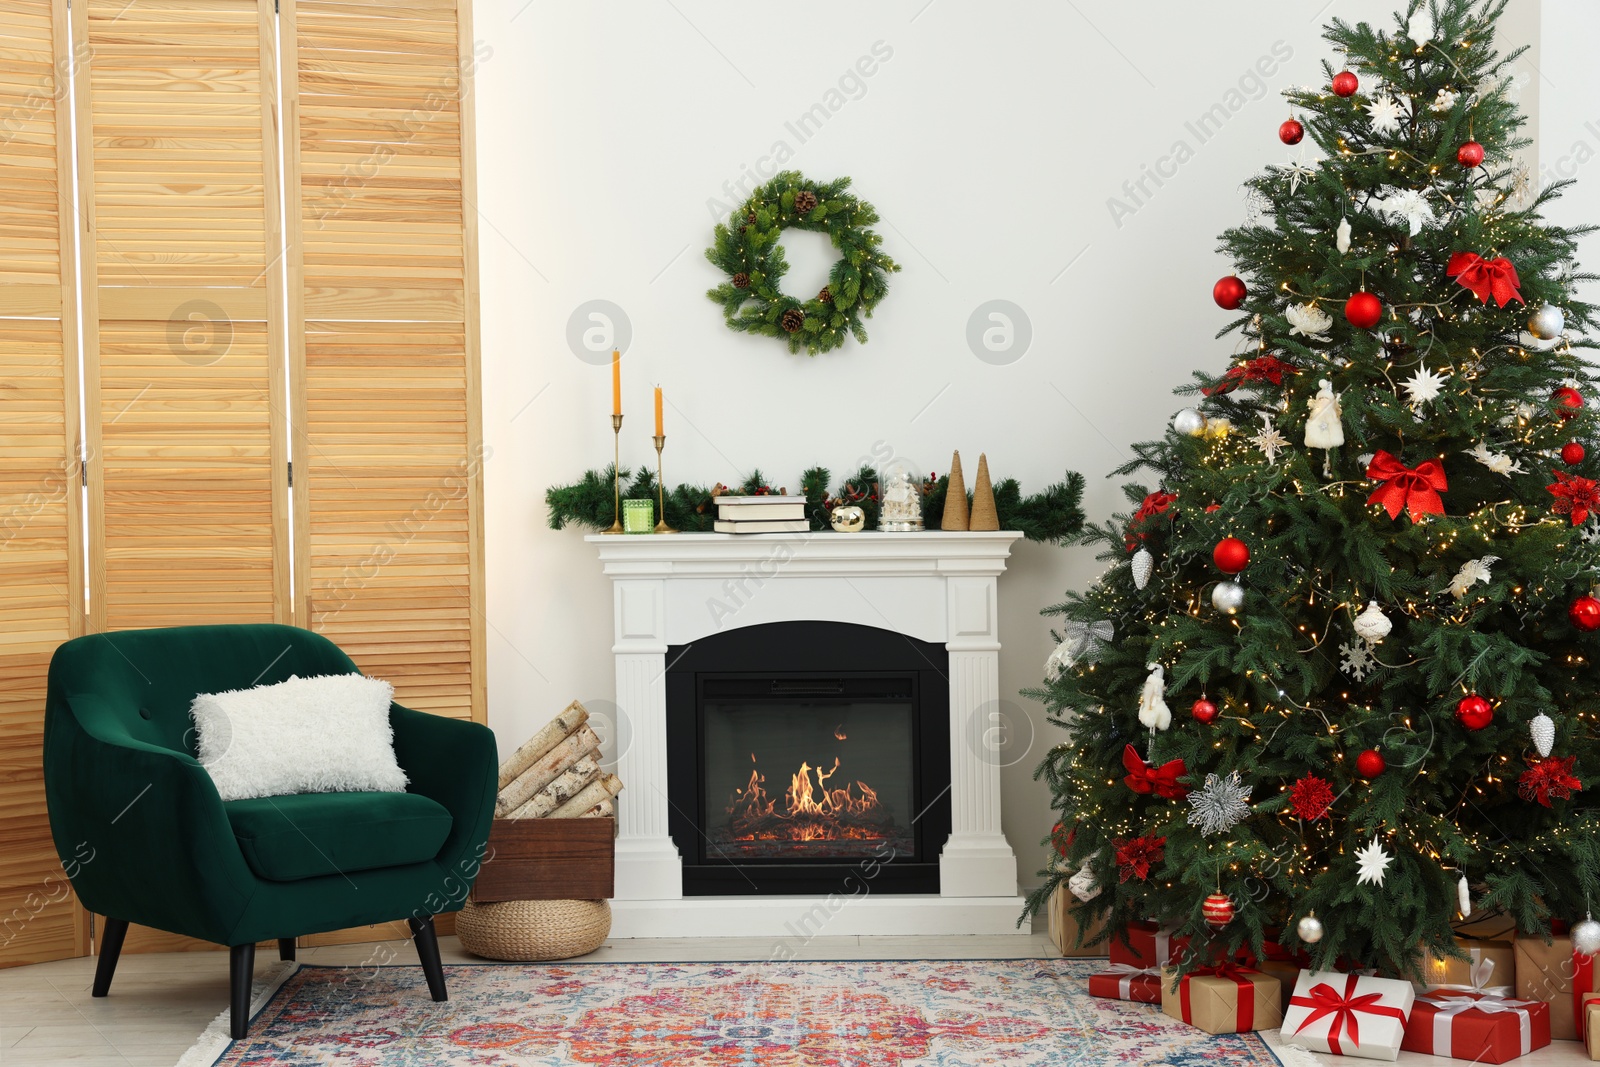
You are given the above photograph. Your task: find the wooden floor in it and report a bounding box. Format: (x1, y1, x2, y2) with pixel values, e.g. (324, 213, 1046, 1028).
(0, 933, 1593, 1067)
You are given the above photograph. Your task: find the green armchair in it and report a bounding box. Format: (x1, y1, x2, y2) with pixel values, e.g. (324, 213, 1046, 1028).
(43, 623, 497, 1039)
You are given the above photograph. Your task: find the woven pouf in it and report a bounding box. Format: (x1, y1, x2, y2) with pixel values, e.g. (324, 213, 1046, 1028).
(456, 898, 611, 961)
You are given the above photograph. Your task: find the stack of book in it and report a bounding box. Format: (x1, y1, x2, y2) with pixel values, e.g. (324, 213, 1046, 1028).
(712, 494, 809, 533)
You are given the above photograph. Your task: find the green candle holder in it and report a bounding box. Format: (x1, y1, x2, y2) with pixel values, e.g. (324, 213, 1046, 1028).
(622, 498, 655, 534)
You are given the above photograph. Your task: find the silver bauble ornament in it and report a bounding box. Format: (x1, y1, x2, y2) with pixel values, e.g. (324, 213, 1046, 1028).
(1573, 916, 1600, 957)
(1529, 304, 1566, 341)
(1353, 600, 1392, 643)
(1211, 580, 1246, 614)
(1297, 913, 1325, 943)
(1173, 408, 1208, 437)
(1131, 547, 1154, 590)
(1530, 712, 1556, 758)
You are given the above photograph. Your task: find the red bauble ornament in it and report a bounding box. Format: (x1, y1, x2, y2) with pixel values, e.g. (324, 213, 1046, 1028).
(1051, 821, 1069, 857)
(1345, 291, 1383, 329)
(1457, 140, 1485, 167)
(1279, 118, 1305, 145)
(1213, 536, 1250, 574)
(1191, 698, 1220, 724)
(1455, 694, 1494, 731)
(1202, 892, 1236, 927)
(1554, 386, 1584, 419)
(1356, 749, 1386, 778)
(1331, 71, 1360, 97)
(1569, 594, 1600, 632)
(1213, 275, 1247, 310)
(1562, 442, 1586, 465)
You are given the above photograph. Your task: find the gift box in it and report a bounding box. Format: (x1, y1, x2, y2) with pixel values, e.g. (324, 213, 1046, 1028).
(1401, 990, 1551, 1063)
(1110, 920, 1186, 970)
(1282, 970, 1416, 1060)
(1046, 885, 1108, 957)
(1088, 964, 1162, 1004)
(1514, 935, 1600, 1041)
(1159, 963, 1283, 1034)
(1584, 994, 1600, 1059)
(1421, 937, 1516, 997)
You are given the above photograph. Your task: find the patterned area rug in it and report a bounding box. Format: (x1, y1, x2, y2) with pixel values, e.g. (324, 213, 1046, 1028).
(182, 958, 1289, 1066)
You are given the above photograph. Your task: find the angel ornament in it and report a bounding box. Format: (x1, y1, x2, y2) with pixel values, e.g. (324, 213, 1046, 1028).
(1137, 662, 1171, 733)
(1305, 378, 1345, 476)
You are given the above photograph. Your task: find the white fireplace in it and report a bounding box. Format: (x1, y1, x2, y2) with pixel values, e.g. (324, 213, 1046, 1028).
(588, 530, 1026, 937)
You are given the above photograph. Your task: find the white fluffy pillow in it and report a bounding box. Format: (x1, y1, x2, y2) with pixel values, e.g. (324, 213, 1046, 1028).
(190, 673, 407, 801)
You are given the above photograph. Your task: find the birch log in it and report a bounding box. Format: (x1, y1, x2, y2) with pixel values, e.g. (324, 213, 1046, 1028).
(495, 725, 601, 815)
(549, 774, 624, 819)
(496, 701, 589, 790)
(579, 799, 615, 818)
(505, 756, 602, 819)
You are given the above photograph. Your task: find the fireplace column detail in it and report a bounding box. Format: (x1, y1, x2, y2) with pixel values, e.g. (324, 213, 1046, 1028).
(609, 577, 683, 899)
(940, 575, 1019, 897)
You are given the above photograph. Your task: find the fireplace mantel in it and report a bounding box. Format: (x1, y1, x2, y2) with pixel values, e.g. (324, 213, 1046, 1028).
(587, 531, 1026, 937)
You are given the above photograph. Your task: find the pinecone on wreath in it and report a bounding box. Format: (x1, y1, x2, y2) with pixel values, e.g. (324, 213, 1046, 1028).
(818, 286, 833, 304)
(794, 190, 818, 213)
(780, 307, 805, 333)
(732, 272, 751, 289)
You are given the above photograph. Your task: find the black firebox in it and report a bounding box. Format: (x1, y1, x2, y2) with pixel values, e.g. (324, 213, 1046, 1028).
(665, 621, 951, 896)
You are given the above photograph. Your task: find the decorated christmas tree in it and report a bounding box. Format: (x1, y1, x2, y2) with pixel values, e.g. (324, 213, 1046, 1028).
(1030, 0, 1600, 978)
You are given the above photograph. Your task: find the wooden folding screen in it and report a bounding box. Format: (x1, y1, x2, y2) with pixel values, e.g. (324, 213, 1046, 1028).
(0, 0, 91, 968)
(284, 0, 485, 726)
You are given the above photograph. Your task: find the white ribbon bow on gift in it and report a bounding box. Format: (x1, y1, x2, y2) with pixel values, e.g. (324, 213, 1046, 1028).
(1423, 991, 1540, 1056)
(1423, 951, 1513, 998)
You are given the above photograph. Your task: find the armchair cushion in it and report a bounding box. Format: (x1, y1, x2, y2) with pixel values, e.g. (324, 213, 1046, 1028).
(225, 791, 452, 882)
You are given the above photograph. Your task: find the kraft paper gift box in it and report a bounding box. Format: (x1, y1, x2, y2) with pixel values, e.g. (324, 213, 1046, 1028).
(1238, 930, 1311, 1001)
(1088, 964, 1162, 1004)
(1514, 934, 1600, 1041)
(1282, 970, 1416, 1060)
(1159, 964, 1283, 1034)
(1046, 885, 1108, 957)
(1585, 994, 1600, 1059)
(1110, 920, 1187, 970)
(1421, 937, 1517, 997)
(1401, 990, 1551, 1064)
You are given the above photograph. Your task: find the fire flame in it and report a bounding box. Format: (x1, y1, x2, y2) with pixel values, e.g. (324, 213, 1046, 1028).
(727, 756, 887, 842)
(834, 724, 847, 740)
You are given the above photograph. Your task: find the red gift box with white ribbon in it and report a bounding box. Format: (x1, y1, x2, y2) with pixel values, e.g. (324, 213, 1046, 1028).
(1110, 920, 1186, 970)
(1088, 963, 1162, 1004)
(1401, 990, 1551, 1064)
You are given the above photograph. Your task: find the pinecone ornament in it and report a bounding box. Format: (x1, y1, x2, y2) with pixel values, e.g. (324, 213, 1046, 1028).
(732, 272, 751, 289)
(780, 307, 805, 333)
(794, 189, 818, 213)
(818, 286, 832, 304)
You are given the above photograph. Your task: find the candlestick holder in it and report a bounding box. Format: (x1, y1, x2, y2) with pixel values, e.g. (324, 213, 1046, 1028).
(653, 434, 678, 533)
(604, 413, 625, 534)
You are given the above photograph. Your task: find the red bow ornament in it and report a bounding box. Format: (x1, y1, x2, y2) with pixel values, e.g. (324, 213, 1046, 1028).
(1366, 451, 1447, 521)
(1547, 470, 1600, 526)
(1121, 744, 1189, 799)
(1203, 355, 1299, 396)
(1447, 251, 1524, 307)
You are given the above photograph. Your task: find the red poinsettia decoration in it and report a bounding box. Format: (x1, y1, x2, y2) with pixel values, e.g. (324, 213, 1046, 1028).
(1518, 756, 1582, 807)
(1289, 775, 1337, 821)
(1202, 355, 1299, 396)
(1113, 835, 1167, 882)
(1547, 470, 1600, 526)
(1125, 490, 1178, 550)
(1121, 744, 1189, 799)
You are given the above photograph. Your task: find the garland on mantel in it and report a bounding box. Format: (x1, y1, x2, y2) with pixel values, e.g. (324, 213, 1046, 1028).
(545, 464, 1086, 544)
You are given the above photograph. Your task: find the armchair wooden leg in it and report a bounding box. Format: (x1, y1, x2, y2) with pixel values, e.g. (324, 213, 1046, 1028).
(230, 942, 256, 1040)
(91, 918, 129, 997)
(407, 915, 448, 1002)
(277, 938, 296, 961)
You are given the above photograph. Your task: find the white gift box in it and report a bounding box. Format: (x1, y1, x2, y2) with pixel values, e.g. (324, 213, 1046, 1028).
(1282, 970, 1416, 1061)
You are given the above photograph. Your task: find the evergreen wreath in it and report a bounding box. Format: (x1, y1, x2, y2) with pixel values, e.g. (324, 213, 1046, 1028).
(705, 171, 900, 355)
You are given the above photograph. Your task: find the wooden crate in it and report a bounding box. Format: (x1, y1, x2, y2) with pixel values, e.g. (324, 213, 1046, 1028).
(471, 818, 615, 902)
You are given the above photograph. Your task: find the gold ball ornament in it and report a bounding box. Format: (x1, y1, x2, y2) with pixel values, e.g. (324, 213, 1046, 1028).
(829, 505, 865, 533)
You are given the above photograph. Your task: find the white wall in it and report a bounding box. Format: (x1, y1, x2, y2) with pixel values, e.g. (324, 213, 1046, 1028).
(472, 0, 1559, 906)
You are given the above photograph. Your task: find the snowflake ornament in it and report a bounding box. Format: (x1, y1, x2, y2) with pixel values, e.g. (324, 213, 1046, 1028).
(1287, 302, 1333, 340)
(1186, 771, 1253, 837)
(1250, 413, 1289, 464)
(1465, 441, 1525, 476)
(1355, 835, 1394, 887)
(1286, 149, 1318, 195)
(1366, 94, 1406, 135)
(1339, 639, 1377, 681)
(1431, 88, 1460, 112)
(1370, 186, 1435, 236)
(1402, 366, 1447, 405)
(1446, 555, 1499, 599)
